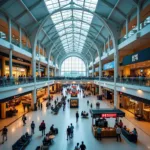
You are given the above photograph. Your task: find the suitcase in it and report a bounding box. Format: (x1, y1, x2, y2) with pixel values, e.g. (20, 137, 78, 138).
(55, 128, 58, 134)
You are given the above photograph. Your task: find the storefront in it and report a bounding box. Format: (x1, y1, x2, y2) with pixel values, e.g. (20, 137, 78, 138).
(0, 91, 32, 119)
(102, 88, 114, 102)
(119, 93, 150, 121)
(120, 47, 150, 77)
(0, 53, 30, 77)
(102, 61, 114, 77)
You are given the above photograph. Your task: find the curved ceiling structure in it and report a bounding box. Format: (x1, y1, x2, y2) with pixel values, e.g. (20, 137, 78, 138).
(0, 0, 144, 65)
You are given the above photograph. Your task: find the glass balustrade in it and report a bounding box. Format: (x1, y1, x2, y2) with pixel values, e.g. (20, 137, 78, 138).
(118, 16, 150, 45)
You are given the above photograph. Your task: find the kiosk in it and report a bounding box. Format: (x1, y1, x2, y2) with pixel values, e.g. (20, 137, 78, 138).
(91, 108, 125, 138)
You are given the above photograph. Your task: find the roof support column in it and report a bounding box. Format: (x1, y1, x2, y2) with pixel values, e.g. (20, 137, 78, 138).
(9, 49, 12, 78)
(114, 44, 119, 108)
(108, 36, 110, 51)
(38, 43, 41, 76)
(86, 64, 89, 77)
(126, 18, 129, 39)
(92, 62, 94, 77)
(19, 27, 22, 48)
(47, 55, 50, 79)
(8, 18, 12, 43)
(104, 42, 106, 54)
(137, 4, 141, 31)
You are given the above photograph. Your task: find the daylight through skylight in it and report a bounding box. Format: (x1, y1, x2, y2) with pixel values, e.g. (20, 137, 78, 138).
(44, 0, 98, 53)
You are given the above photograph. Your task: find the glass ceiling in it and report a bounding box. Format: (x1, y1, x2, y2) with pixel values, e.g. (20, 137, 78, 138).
(44, 0, 98, 53)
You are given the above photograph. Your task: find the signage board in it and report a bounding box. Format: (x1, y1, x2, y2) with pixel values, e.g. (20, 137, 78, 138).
(122, 47, 150, 66)
(103, 61, 114, 70)
(101, 113, 117, 118)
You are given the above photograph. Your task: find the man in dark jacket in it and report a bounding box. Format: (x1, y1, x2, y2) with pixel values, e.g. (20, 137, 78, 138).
(2, 126, 8, 144)
(76, 111, 79, 122)
(31, 121, 35, 134)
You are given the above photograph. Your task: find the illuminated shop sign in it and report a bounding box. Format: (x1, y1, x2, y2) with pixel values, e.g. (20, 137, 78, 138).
(101, 113, 117, 118)
(103, 61, 114, 70)
(132, 54, 138, 62)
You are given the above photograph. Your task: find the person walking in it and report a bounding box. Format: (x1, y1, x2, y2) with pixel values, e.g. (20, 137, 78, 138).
(70, 123, 74, 138)
(40, 120, 46, 136)
(87, 100, 89, 105)
(116, 125, 121, 142)
(66, 126, 71, 140)
(74, 143, 80, 150)
(97, 127, 102, 140)
(90, 103, 93, 108)
(31, 121, 35, 134)
(2, 126, 8, 144)
(22, 114, 26, 126)
(76, 111, 79, 122)
(80, 141, 86, 150)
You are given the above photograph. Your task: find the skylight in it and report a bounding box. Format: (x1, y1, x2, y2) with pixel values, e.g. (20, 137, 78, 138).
(44, 0, 98, 53)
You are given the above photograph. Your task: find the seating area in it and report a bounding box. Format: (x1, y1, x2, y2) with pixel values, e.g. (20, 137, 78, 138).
(121, 128, 137, 143)
(51, 96, 66, 114)
(12, 133, 32, 150)
(81, 111, 89, 118)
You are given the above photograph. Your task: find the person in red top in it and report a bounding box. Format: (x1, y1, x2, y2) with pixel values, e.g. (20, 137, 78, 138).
(119, 120, 123, 128)
(40, 120, 46, 136)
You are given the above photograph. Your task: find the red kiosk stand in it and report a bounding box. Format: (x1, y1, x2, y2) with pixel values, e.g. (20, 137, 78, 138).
(90, 108, 125, 138)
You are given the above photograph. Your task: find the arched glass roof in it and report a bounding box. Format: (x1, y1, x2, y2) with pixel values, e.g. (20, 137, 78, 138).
(44, 0, 98, 54)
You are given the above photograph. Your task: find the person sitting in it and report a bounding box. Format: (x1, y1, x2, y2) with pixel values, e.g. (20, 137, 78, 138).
(43, 134, 51, 146)
(81, 111, 84, 116)
(132, 128, 138, 136)
(50, 124, 55, 134)
(123, 125, 127, 130)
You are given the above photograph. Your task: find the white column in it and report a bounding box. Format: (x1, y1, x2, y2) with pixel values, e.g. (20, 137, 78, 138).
(108, 36, 110, 51)
(8, 18, 12, 43)
(92, 62, 94, 77)
(47, 60, 50, 79)
(43, 48, 45, 56)
(31, 89, 37, 110)
(19, 27, 22, 48)
(54, 67, 56, 76)
(126, 18, 129, 38)
(38, 43, 40, 76)
(137, 5, 140, 31)
(32, 48, 36, 82)
(104, 42, 106, 53)
(9, 49, 12, 78)
(114, 44, 119, 108)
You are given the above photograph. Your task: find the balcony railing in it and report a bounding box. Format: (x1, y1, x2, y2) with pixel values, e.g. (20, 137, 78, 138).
(0, 77, 50, 88)
(118, 16, 150, 45)
(49, 77, 99, 80)
(117, 77, 150, 87)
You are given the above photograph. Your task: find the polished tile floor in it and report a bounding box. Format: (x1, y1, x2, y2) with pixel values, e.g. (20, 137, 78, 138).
(0, 88, 150, 150)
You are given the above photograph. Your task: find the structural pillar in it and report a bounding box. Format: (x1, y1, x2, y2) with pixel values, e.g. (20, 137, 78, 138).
(99, 54, 102, 95)
(19, 27, 22, 48)
(137, 4, 141, 31)
(8, 18, 12, 43)
(108, 36, 110, 51)
(126, 18, 129, 38)
(114, 44, 119, 108)
(92, 62, 94, 77)
(9, 49, 13, 78)
(31, 89, 37, 110)
(1, 57, 5, 76)
(1, 103, 6, 119)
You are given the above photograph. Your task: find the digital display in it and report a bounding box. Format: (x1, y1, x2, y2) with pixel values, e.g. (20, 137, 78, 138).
(101, 114, 117, 118)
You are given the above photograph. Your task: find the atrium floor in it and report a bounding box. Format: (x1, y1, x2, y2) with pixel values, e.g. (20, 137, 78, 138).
(0, 89, 150, 150)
